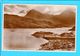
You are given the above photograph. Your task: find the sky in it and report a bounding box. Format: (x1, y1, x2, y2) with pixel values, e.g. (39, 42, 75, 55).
(4, 4, 76, 16)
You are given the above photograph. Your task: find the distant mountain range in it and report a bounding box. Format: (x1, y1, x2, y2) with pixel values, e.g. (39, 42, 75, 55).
(4, 9, 75, 28)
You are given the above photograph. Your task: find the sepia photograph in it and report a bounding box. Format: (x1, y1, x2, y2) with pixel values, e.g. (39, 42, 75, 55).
(3, 4, 76, 51)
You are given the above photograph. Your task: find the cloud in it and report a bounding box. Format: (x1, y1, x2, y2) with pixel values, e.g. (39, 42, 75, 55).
(4, 4, 76, 16)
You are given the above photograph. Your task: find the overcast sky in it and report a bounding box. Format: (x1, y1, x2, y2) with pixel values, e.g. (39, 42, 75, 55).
(4, 4, 76, 16)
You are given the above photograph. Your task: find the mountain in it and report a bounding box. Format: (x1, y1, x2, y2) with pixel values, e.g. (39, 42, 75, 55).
(4, 14, 45, 28)
(4, 9, 75, 28)
(50, 9, 75, 27)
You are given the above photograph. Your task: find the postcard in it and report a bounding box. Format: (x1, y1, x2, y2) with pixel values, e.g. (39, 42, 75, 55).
(3, 4, 76, 51)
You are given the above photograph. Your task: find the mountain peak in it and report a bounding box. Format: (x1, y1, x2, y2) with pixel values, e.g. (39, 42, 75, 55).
(24, 9, 43, 18)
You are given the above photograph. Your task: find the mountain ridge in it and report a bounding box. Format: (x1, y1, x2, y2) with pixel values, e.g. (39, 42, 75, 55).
(4, 9, 75, 28)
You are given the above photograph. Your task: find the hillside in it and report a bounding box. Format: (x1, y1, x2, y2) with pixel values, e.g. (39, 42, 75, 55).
(4, 9, 75, 28)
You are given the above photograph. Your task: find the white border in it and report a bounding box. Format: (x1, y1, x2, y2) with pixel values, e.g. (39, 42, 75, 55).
(2, 4, 77, 52)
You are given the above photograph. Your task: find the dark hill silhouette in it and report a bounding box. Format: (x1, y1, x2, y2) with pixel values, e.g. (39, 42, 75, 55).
(4, 9, 75, 28)
(69, 26, 75, 31)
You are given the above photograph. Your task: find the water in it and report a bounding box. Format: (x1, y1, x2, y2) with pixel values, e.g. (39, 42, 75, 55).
(3, 27, 71, 50)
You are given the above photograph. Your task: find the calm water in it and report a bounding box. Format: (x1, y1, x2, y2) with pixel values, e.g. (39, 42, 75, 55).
(3, 27, 72, 50)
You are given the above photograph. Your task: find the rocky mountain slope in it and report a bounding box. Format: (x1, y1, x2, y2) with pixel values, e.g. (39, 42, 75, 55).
(4, 9, 75, 28)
